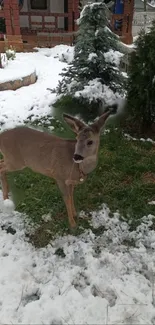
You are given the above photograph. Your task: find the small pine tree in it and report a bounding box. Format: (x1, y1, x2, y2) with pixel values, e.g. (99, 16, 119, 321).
(127, 21, 155, 133)
(56, 2, 124, 105)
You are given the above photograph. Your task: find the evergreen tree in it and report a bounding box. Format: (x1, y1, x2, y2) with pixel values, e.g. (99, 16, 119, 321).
(127, 21, 155, 132)
(56, 2, 124, 105)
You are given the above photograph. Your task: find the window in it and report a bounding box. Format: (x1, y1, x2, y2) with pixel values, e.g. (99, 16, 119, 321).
(30, 0, 47, 10)
(0, 17, 6, 35)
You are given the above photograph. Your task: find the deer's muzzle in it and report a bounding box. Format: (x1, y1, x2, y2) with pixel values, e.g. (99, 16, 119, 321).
(73, 154, 84, 163)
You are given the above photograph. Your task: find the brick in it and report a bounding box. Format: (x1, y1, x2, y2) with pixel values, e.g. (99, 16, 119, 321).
(6, 35, 22, 41)
(14, 27, 21, 34)
(3, 4, 10, 9)
(0, 41, 5, 51)
(6, 26, 12, 34)
(13, 9, 20, 18)
(5, 19, 12, 26)
(12, 0, 19, 5)
(13, 19, 20, 26)
(4, 11, 11, 18)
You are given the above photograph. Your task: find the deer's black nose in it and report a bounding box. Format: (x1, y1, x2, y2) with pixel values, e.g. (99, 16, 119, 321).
(73, 154, 84, 163)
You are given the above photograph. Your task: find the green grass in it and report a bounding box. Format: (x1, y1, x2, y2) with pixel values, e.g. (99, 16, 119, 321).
(6, 128, 155, 246)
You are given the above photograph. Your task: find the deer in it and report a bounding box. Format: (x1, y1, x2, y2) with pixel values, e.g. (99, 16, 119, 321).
(0, 104, 118, 229)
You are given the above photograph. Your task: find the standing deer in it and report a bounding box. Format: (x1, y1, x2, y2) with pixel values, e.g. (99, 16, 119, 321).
(0, 104, 118, 228)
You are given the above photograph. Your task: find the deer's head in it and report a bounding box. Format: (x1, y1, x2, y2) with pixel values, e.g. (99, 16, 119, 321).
(63, 111, 112, 164)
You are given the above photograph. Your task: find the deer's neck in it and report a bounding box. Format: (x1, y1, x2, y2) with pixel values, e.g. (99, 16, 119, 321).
(80, 155, 98, 175)
(79, 142, 100, 175)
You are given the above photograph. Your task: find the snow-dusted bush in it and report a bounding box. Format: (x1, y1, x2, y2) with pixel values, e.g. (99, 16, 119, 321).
(58, 46, 74, 64)
(5, 46, 16, 61)
(56, 2, 125, 106)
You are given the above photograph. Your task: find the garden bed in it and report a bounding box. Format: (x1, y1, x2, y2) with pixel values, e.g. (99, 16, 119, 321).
(0, 70, 37, 91)
(0, 58, 37, 91)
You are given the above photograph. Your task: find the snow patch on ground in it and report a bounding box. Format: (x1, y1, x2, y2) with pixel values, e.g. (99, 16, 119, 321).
(35, 45, 74, 63)
(0, 46, 68, 130)
(149, 201, 155, 205)
(0, 193, 155, 324)
(124, 133, 155, 144)
(0, 59, 35, 83)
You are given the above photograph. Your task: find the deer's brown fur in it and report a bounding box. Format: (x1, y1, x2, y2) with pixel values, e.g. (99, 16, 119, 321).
(0, 106, 117, 228)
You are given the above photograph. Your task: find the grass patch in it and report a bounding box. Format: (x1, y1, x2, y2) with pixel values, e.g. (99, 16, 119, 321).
(6, 128, 155, 246)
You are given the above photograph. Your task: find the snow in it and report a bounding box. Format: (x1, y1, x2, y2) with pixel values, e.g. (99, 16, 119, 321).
(3, 198, 15, 212)
(0, 58, 35, 83)
(148, 0, 155, 7)
(88, 52, 98, 61)
(124, 133, 155, 144)
(0, 47, 68, 130)
(149, 201, 155, 205)
(0, 196, 155, 324)
(35, 45, 74, 64)
(78, 2, 104, 23)
(75, 78, 123, 104)
(0, 44, 155, 324)
(104, 49, 123, 66)
(141, 0, 155, 7)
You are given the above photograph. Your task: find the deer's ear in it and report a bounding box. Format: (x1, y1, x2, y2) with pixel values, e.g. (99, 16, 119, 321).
(91, 111, 111, 133)
(63, 113, 86, 134)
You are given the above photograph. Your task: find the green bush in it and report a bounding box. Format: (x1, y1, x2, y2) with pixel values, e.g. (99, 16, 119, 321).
(127, 21, 155, 133)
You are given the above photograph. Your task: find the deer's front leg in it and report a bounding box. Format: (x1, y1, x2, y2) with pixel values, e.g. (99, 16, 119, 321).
(70, 184, 77, 218)
(56, 180, 76, 229)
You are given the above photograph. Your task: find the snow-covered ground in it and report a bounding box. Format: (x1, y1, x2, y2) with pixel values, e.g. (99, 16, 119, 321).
(1, 195, 155, 324)
(0, 45, 155, 324)
(0, 44, 124, 131)
(0, 46, 72, 130)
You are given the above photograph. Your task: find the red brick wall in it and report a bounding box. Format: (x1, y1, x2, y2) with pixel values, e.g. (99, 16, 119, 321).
(68, 0, 79, 32)
(4, 0, 21, 35)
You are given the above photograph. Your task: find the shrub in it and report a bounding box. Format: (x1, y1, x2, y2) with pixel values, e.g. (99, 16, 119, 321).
(55, 2, 124, 107)
(127, 21, 155, 133)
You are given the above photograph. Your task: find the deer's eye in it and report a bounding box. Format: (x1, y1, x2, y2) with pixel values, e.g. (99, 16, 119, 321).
(87, 140, 93, 146)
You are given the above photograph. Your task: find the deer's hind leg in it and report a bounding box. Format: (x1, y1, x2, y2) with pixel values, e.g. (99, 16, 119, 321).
(1, 171, 9, 200)
(56, 180, 77, 229)
(0, 159, 9, 200)
(0, 156, 24, 201)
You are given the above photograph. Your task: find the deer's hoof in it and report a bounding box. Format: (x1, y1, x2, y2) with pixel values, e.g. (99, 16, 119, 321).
(75, 213, 79, 222)
(69, 221, 78, 233)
